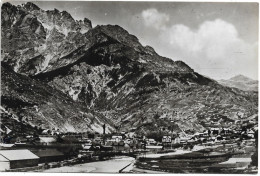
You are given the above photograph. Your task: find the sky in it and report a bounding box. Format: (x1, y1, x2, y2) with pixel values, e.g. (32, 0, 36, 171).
(9, 1, 259, 80)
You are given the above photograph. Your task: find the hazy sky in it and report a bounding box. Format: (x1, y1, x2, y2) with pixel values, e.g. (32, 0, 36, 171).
(10, 1, 259, 80)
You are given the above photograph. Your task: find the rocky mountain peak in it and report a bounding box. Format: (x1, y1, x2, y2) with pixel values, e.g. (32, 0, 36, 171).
(61, 10, 73, 19)
(84, 17, 91, 25)
(83, 17, 92, 28)
(1, 2, 93, 74)
(2, 2, 13, 9)
(53, 8, 60, 13)
(22, 2, 41, 11)
(93, 25, 141, 48)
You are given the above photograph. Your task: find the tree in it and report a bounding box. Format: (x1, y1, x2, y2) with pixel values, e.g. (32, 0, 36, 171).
(183, 145, 189, 150)
(254, 130, 258, 148)
(189, 144, 194, 150)
(237, 141, 241, 149)
(251, 149, 258, 167)
(208, 129, 211, 136)
(251, 130, 258, 167)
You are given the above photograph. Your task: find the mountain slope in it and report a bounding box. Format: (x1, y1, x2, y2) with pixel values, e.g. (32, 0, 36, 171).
(33, 24, 257, 134)
(1, 2, 258, 135)
(1, 63, 114, 133)
(218, 75, 258, 92)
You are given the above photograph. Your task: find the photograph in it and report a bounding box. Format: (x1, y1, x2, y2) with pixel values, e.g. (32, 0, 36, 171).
(0, 0, 258, 173)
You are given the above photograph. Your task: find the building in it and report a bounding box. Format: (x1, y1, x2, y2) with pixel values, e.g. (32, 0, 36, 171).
(174, 136, 181, 144)
(162, 136, 172, 147)
(31, 149, 65, 163)
(111, 135, 123, 142)
(247, 130, 255, 138)
(0, 149, 39, 171)
(162, 136, 171, 143)
(39, 136, 56, 145)
(147, 138, 156, 145)
(146, 145, 163, 152)
(112, 141, 125, 151)
(210, 128, 220, 135)
(180, 137, 189, 144)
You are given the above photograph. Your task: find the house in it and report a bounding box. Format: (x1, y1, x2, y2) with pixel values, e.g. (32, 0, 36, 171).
(82, 144, 92, 150)
(221, 128, 231, 135)
(147, 138, 156, 145)
(210, 128, 219, 134)
(0, 149, 39, 171)
(194, 132, 204, 137)
(112, 135, 123, 142)
(209, 136, 217, 142)
(39, 136, 56, 145)
(180, 137, 189, 144)
(247, 130, 255, 138)
(203, 131, 209, 137)
(93, 137, 102, 145)
(162, 136, 171, 143)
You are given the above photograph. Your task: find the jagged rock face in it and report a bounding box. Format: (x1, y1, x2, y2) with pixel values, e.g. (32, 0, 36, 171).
(1, 2, 92, 75)
(22, 2, 92, 35)
(1, 3, 46, 71)
(1, 63, 113, 133)
(1, 2, 258, 134)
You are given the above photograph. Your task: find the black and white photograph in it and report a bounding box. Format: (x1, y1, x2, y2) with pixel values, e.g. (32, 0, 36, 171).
(0, 0, 258, 174)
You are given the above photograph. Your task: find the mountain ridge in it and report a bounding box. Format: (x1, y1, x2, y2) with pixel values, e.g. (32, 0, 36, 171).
(1, 2, 258, 135)
(218, 74, 258, 92)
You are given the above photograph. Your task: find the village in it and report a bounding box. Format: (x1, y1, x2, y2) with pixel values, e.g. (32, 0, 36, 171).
(0, 108, 258, 173)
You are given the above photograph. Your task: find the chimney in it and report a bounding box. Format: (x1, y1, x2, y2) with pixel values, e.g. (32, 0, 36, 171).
(103, 124, 106, 134)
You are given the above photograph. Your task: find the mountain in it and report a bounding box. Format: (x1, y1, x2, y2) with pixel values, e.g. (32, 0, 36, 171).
(1, 63, 114, 133)
(218, 75, 258, 92)
(1, 2, 92, 75)
(1, 2, 258, 136)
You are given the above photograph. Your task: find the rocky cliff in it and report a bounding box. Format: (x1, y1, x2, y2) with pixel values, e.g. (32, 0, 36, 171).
(1, 63, 114, 133)
(1, 2, 258, 135)
(1, 2, 92, 75)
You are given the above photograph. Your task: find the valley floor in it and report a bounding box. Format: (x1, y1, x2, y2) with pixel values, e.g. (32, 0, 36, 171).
(36, 140, 256, 174)
(41, 145, 226, 173)
(43, 156, 135, 173)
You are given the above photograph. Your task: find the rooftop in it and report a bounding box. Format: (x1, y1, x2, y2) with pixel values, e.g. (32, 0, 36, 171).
(0, 149, 39, 161)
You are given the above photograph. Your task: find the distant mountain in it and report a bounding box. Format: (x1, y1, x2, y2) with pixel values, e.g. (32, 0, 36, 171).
(1, 2, 258, 135)
(218, 75, 258, 92)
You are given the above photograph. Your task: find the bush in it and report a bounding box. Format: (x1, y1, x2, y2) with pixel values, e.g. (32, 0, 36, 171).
(189, 144, 194, 150)
(183, 145, 189, 150)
